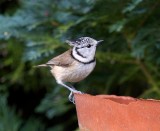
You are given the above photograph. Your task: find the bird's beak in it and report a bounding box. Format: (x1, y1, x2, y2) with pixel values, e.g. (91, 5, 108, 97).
(97, 40, 103, 44)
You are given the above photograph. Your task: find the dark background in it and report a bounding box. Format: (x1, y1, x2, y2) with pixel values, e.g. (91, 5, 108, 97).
(1, 0, 160, 130)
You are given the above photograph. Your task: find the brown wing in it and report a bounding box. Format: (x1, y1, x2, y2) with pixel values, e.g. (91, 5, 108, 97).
(46, 49, 74, 67)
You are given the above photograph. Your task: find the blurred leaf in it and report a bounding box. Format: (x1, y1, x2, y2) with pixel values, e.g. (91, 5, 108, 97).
(109, 19, 128, 33)
(20, 118, 45, 131)
(36, 89, 72, 119)
(0, 94, 21, 131)
(122, 0, 143, 13)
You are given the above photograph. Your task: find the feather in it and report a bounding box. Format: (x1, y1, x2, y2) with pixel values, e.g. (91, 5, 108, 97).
(46, 49, 74, 67)
(34, 49, 74, 68)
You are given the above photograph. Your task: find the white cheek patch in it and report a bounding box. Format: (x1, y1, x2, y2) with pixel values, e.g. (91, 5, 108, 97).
(72, 46, 96, 63)
(75, 47, 87, 58)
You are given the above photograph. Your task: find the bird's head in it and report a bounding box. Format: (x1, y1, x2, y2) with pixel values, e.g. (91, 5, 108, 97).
(66, 37, 103, 63)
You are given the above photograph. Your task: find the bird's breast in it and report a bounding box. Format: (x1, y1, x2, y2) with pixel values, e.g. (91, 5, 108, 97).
(51, 61, 96, 82)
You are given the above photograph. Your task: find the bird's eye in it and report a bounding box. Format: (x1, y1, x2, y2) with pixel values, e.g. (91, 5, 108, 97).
(87, 44, 91, 48)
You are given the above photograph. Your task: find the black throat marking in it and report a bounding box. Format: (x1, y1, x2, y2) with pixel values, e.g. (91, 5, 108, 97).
(71, 49, 95, 64)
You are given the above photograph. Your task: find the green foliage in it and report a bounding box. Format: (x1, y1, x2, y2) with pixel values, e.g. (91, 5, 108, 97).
(36, 89, 72, 119)
(0, 94, 21, 131)
(0, 94, 44, 131)
(1, 0, 160, 130)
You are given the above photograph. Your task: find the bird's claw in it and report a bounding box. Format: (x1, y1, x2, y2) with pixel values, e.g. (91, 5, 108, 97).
(68, 90, 83, 104)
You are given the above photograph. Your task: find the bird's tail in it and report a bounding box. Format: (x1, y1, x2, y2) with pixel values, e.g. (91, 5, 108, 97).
(33, 64, 48, 68)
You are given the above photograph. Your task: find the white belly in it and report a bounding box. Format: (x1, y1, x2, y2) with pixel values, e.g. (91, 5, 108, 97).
(51, 61, 96, 82)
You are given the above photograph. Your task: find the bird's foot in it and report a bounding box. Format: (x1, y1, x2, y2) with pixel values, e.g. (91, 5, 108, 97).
(68, 90, 83, 104)
(56, 80, 83, 103)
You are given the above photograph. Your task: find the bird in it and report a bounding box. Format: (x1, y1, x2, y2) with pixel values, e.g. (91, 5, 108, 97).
(36, 37, 103, 103)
